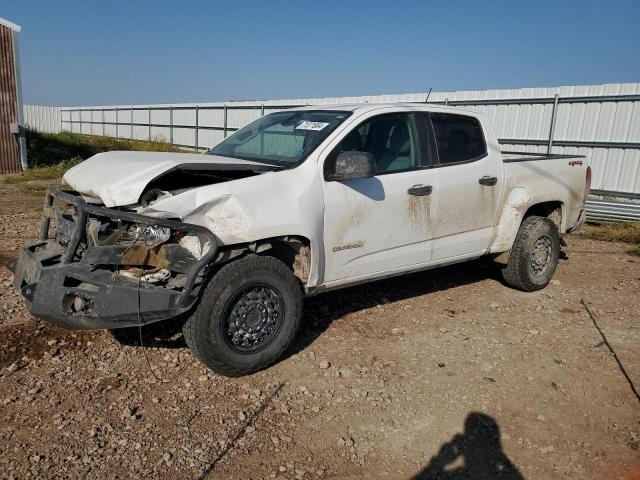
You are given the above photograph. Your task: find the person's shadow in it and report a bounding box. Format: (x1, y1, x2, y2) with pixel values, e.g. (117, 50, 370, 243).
(413, 412, 525, 480)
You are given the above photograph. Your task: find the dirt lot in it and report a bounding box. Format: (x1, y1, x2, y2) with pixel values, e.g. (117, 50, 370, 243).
(0, 180, 639, 480)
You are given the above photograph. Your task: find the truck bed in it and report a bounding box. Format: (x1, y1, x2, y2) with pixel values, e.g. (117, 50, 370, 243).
(498, 149, 588, 237)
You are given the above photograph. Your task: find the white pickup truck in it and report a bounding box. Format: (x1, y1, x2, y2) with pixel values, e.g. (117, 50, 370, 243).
(14, 104, 591, 376)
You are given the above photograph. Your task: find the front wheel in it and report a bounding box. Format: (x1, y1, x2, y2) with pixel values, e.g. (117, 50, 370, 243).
(501, 215, 560, 292)
(183, 255, 302, 377)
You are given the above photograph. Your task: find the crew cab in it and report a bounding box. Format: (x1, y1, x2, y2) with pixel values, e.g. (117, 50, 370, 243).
(13, 104, 591, 376)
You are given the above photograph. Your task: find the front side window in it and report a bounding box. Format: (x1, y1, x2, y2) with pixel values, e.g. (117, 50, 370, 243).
(430, 113, 487, 164)
(209, 110, 350, 168)
(327, 113, 420, 175)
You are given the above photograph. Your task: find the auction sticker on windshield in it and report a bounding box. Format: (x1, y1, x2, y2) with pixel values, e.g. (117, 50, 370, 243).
(296, 121, 330, 131)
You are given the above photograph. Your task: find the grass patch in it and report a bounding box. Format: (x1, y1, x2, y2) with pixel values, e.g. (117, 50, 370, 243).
(3, 159, 80, 196)
(4, 130, 185, 196)
(581, 222, 640, 255)
(581, 222, 640, 243)
(26, 128, 182, 167)
(4, 158, 82, 184)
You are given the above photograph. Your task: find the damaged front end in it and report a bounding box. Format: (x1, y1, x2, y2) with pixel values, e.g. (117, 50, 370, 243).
(13, 189, 217, 330)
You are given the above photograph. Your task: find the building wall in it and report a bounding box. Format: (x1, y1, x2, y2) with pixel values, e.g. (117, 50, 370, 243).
(24, 104, 61, 134)
(0, 23, 20, 173)
(25, 82, 640, 195)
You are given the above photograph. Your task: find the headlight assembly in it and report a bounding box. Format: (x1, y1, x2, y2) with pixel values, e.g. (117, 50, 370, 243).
(129, 224, 171, 248)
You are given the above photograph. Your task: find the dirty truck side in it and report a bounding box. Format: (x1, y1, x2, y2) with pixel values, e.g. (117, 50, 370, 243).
(13, 104, 590, 376)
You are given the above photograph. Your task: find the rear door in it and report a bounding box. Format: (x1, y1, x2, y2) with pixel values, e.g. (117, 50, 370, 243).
(320, 111, 437, 284)
(428, 112, 503, 260)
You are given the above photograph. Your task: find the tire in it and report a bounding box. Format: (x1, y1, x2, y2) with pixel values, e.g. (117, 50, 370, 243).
(183, 254, 302, 377)
(501, 215, 560, 292)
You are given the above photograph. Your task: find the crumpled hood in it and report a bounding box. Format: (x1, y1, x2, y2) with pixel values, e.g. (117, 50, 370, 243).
(62, 150, 271, 207)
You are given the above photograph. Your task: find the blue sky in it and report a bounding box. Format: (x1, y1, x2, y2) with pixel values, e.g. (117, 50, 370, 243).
(3, 0, 640, 106)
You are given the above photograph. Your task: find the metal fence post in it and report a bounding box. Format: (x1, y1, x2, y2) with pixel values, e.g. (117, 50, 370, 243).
(101, 109, 105, 136)
(547, 94, 559, 154)
(79, 109, 82, 134)
(169, 106, 173, 145)
(195, 105, 199, 151)
(148, 107, 151, 141)
(223, 105, 228, 138)
(444, 98, 449, 106)
(259, 105, 265, 154)
(115, 108, 119, 139)
(130, 107, 134, 140)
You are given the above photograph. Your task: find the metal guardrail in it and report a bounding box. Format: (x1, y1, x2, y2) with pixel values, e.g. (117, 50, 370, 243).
(585, 199, 640, 223)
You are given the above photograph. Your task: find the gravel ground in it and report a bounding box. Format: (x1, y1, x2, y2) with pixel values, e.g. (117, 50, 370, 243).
(0, 180, 639, 480)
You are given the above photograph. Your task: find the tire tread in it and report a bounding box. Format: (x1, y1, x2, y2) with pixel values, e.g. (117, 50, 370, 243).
(183, 255, 302, 377)
(501, 215, 560, 292)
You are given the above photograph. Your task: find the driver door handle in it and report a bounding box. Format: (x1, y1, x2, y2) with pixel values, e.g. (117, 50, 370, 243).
(479, 176, 498, 186)
(407, 184, 433, 196)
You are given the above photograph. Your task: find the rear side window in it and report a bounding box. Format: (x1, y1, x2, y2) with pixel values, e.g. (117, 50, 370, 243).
(430, 113, 487, 164)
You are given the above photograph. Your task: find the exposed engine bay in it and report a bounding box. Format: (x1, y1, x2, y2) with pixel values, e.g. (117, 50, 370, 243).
(138, 165, 272, 207)
(48, 189, 215, 291)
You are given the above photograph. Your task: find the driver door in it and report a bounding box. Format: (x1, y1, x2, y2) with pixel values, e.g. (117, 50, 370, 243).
(320, 112, 437, 285)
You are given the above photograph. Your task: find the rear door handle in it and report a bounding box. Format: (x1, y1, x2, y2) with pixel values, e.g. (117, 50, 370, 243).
(479, 176, 498, 186)
(407, 184, 433, 196)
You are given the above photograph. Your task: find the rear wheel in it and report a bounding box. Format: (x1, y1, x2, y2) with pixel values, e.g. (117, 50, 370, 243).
(183, 255, 302, 377)
(501, 215, 560, 292)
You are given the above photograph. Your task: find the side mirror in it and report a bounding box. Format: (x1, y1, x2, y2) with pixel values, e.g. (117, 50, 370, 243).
(327, 151, 377, 181)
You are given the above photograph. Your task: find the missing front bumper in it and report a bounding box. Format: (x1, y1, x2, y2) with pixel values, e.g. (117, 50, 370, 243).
(13, 240, 195, 329)
(13, 189, 218, 330)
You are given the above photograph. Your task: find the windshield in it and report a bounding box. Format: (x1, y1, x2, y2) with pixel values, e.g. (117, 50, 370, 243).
(209, 110, 351, 167)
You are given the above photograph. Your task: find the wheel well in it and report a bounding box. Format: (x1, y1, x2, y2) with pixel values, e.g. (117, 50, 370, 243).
(215, 236, 312, 285)
(523, 201, 563, 230)
(260, 236, 311, 284)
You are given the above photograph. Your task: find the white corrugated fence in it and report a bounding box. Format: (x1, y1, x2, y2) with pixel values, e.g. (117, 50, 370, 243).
(24, 82, 640, 198)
